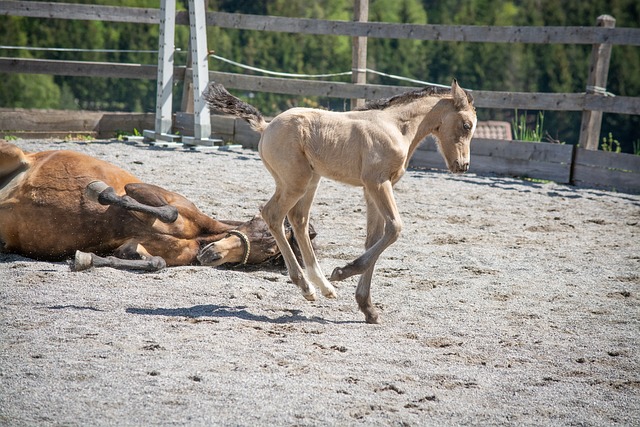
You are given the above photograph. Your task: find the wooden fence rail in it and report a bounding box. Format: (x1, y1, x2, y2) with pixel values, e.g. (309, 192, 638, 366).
(2, 1, 639, 46)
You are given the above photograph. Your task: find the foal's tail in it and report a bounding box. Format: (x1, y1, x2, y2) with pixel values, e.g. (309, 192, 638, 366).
(203, 82, 267, 133)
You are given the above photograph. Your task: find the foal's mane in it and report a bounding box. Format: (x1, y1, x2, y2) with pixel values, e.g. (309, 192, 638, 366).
(355, 86, 455, 111)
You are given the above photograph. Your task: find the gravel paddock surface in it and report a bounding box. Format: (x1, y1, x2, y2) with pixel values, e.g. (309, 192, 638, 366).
(1, 139, 638, 426)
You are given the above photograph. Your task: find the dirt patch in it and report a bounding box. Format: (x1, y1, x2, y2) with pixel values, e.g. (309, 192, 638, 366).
(1, 139, 639, 425)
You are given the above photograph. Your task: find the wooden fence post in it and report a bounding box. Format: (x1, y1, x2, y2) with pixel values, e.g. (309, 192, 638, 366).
(350, 0, 368, 110)
(578, 15, 616, 151)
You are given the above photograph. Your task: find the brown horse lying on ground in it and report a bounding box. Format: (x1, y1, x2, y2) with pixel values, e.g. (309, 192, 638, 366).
(205, 80, 476, 323)
(0, 141, 305, 271)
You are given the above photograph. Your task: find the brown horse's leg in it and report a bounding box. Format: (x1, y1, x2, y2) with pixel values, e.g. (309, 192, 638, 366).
(354, 195, 385, 324)
(330, 180, 402, 281)
(72, 250, 166, 272)
(86, 181, 178, 223)
(287, 175, 337, 299)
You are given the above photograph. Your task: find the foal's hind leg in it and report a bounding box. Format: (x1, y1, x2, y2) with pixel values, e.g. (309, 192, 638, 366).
(288, 175, 337, 299)
(355, 196, 385, 324)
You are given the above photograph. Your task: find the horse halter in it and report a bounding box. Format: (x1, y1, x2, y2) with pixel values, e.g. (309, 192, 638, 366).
(199, 229, 251, 265)
(226, 229, 251, 265)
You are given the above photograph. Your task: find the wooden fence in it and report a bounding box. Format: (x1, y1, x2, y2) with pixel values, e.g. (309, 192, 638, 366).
(0, 1, 639, 193)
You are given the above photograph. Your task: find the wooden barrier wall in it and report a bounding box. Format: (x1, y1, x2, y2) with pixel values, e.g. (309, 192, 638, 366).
(409, 136, 639, 194)
(3, 109, 637, 194)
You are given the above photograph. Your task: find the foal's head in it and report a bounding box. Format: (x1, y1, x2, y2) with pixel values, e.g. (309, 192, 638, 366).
(433, 80, 477, 174)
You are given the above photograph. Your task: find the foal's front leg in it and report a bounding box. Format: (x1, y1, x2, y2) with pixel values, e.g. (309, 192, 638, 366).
(330, 180, 402, 281)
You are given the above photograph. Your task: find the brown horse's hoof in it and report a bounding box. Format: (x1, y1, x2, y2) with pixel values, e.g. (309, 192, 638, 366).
(156, 205, 179, 223)
(73, 250, 93, 271)
(148, 256, 167, 271)
(330, 267, 345, 281)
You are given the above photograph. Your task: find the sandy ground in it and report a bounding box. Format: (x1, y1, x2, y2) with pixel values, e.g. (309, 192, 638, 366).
(1, 139, 638, 426)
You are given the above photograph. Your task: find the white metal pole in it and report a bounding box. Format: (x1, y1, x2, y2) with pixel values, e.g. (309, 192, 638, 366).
(144, 0, 180, 143)
(182, 0, 214, 145)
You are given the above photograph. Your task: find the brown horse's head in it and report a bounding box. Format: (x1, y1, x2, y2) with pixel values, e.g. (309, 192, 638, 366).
(433, 80, 477, 174)
(196, 214, 314, 267)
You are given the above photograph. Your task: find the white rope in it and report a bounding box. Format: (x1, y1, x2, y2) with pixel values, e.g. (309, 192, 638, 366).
(1, 44, 453, 88)
(586, 85, 615, 97)
(208, 53, 352, 78)
(363, 69, 451, 88)
(209, 53, 451, 87)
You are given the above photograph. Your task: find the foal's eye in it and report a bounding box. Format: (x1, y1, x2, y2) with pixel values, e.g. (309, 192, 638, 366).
(463, 122, 472, 131)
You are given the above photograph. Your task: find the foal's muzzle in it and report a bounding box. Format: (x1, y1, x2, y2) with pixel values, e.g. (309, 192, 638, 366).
(452, 160, 470, 174)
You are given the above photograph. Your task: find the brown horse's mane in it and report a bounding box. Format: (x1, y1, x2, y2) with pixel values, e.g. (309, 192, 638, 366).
(355, 85, 461, 111)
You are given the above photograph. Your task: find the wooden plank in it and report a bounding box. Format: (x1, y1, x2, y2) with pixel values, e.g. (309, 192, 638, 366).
(0, 0, 162, 24)
(583, 95, 640, 115)
(174, 113, 236, 141)
(0, 108, 153, 138)
(572, 163, 640, 193)
(573, 148, 640, 193)
(410, 137, 572, 183)
(2, 2, 639, 46)
(409, 147, 447, 170)
(234, 119, 261, 149)
(0, 108, 103, 132)
(574, 148, 640, 173)
(205, 11, 640, 46)
(95, 113, 154, 138)
(471, 138, 573, 164)
(211, 115, 236, 137)
(469, 155, 571, 183)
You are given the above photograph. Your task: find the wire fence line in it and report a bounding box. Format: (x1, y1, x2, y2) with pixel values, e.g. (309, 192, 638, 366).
(0, 44, 451, 88)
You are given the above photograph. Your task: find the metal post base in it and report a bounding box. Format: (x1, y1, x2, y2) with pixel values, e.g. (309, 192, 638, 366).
(142, 129, 182, 146)
(181, 136, 223, 147)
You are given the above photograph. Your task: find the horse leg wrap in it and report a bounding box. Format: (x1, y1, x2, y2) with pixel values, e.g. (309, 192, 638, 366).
(85, 180, 111, 203)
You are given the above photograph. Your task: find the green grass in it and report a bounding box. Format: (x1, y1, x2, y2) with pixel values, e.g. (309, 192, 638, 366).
(512, 110, 544, 142)
(600, 132, 621, 153)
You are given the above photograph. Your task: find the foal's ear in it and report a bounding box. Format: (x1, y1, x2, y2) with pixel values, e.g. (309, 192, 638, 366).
(451, 79, 470, 110)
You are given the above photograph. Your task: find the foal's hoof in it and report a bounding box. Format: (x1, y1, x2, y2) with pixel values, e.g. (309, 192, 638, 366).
(303, 290, 317, 301)
(322, 288, 338, 299)
(73, 250, 93, 271)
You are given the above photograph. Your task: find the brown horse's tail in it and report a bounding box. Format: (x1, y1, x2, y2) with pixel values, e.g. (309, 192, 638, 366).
(203, 83, 267, 133)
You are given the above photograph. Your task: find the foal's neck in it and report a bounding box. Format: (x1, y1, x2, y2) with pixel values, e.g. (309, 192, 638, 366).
(393, 96, 452, 157)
